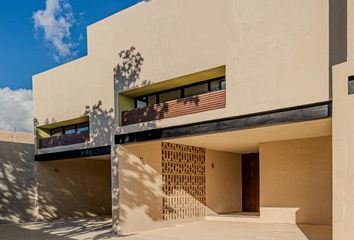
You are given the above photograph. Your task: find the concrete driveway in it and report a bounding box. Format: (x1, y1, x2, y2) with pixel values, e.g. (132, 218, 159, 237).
(0, 218, 332, 240)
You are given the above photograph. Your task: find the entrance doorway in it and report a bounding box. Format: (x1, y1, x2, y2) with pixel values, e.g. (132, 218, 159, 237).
(242, 153, 260, 213)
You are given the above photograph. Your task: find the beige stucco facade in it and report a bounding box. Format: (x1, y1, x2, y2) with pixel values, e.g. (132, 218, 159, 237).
(118, 142, 163, 234)
(260, 137, 332, 225)
(114, 136, 332, 234)
(29, 0, 354, 239)
(206, 150, 242, 214)
(112, 136, 329, 231)
(117, 142, 243, 234)
(33, 0, 335, 154)
(331, 1, 354, 234)
(332, 60, 354, 240)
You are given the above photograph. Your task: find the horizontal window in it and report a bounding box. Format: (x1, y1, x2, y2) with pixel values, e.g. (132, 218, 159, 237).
(349, 76, 354, 95)
(77, 123, 89, 133)
(185, 83, 208, 98)
(64, 126, 76, 135)
(134, 77, 226, 108)
(136, 97, 148, 108)
(50, 122, 89, 136)
(211, 79, 226, 91)
(159, 89, 181, 103)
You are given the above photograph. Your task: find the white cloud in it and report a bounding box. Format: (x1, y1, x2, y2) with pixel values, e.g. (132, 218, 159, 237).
(33, 0, 77, 62)
(0, 88, 33, 133)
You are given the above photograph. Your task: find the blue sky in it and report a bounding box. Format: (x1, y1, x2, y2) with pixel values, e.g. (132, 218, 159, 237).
(0, 0, 139, 90)
(0, 0, 141, 132)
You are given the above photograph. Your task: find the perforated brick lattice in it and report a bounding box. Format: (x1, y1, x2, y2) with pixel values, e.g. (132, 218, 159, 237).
(161, 142, 206, 221)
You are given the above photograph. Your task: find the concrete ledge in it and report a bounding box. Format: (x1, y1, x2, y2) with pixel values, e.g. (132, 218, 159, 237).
(116, 101, 332, 145)
(34, 146, 111, 162)
(206, 207, 299, 224)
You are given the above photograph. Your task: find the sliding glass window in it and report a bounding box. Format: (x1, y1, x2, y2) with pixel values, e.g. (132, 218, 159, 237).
(184, 83, 209, 98)
(49, 122, 89, 136)
(77, 123, 89, 133)
(64, 126, 76, 135)
(134, 77, 226, 108)
(159, 89, 181, 103)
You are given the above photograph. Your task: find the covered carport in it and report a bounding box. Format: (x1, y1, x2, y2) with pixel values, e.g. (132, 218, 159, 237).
(35, 147, 112, 221)
(170, 118, 332, 226)
(114, 102, 332, 239)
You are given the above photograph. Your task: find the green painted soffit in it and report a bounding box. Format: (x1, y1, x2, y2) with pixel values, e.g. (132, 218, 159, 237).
(121, 65, 226, 97)
(38, 116, 89, 130)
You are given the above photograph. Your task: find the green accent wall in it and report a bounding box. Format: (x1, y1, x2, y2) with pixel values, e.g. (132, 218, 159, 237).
(118, 94, 135, 126)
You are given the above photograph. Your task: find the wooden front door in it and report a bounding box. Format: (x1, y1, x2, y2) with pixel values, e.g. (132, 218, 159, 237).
(242, 153, 260, 212)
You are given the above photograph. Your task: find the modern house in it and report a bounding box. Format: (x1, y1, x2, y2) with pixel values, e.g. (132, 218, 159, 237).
(32, 0, 354, 239)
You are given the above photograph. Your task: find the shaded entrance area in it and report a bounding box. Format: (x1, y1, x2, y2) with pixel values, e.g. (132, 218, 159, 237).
(116, 118, 332, 238)
(36, 155, 112, 221)
(169, 118, 332, 227)
(206, 152, 261, 217)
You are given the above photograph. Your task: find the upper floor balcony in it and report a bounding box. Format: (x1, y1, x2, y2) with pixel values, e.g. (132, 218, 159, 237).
(37, 121, 90, 149)
(121, 77, 226, 126)
(39, 131, 90, 149)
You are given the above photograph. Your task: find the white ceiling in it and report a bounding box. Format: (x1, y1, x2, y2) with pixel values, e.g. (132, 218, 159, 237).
(168, 118, 332, 153)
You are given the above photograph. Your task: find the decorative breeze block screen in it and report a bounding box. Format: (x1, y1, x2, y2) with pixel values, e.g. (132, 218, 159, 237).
(161, 142, 206, 221)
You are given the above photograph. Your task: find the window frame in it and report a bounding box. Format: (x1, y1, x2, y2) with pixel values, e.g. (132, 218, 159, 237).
(349, 76, 354, 95)
(76, 122, 90, 133)
(50, 122, 90, 137)
(134, 76, 225, 108)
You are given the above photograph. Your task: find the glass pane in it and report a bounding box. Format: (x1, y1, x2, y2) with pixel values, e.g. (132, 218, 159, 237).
(51, 128, 62, 136)
(349, 77, 354, 95)
(159, 90, 181, 103)
(136, 100, 147, 108)
(64, 126, 76, 135)
(211, 79, 226, 92)
(220, 80, 226, 90)
(136, 96, 147, 108)
(77, 123, 89, 133)
(148, 95, 157, 106)
(210, 80, 221, 91)
(184, 83, 208, 98)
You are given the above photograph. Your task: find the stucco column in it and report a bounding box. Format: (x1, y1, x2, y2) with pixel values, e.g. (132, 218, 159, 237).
(111, 135, 120, 235)
(333, 62, 354, 240)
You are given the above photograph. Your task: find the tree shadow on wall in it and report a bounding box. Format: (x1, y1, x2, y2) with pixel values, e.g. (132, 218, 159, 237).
(36, 157, 112, 220)
(176, 95, 201, 106)
(114, 46, 151, 92)
(33, 101, 114, 236)
(0, 141, 36, 224)
(33, 118, 58, 127)
(121, 102, 169, 130)
(117, 144, 162, 233)
(83, 100, 114, 148)
(113, 47, 203, 131)
(1, 216, 114, 240)
(114, 46, 170, 132)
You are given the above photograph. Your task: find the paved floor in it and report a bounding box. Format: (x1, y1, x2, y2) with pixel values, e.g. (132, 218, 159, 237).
(0, 218, 332, 240)
(1, 217, 113, 240)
